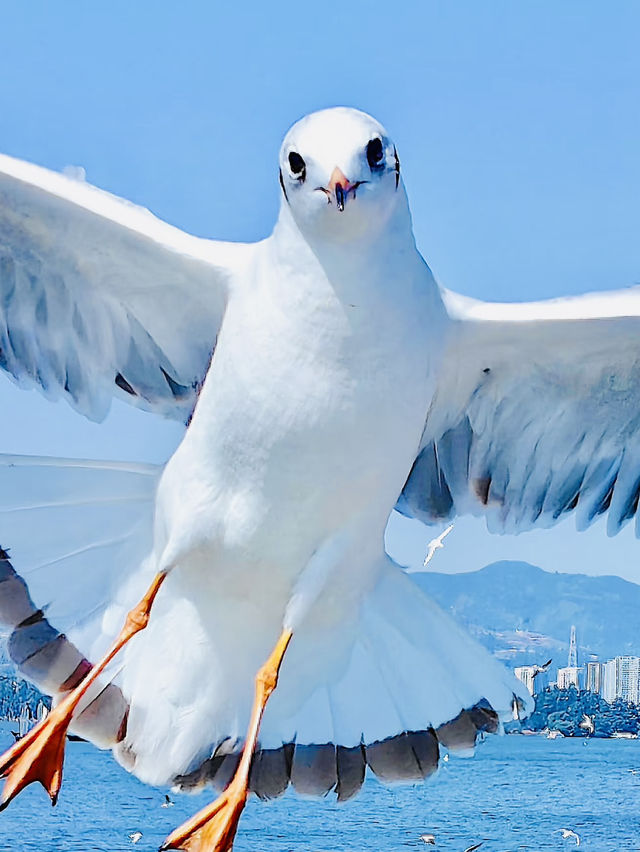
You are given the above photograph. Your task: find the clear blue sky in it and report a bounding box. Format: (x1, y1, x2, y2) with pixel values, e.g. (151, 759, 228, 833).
(1, 2, 639, 581)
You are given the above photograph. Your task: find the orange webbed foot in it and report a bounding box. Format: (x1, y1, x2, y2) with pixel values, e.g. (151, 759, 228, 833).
(160, 778, 248, 852)
(0, 572, 169, 815)
(0, 706, 71, 810)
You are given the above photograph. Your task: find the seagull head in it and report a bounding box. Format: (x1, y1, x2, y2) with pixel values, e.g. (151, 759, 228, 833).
(278, 107, 403, 242)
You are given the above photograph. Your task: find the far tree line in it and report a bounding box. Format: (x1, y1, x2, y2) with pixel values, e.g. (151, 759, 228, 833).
(0, 675, 50, 721)
(525, 685, 640, 737)
(2, 675, 640, 739)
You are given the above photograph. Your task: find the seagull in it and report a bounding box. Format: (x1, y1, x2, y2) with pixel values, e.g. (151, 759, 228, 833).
(129, 832, 143, 845)
(525, 658, 553, 693)
(463, 844, 483, 852)
(419, 834, 436, 845)
(0, 107, 639, 851)
(423, 524, 454, 567)
(579, 714, 595, 735)
(558, 828, 581, 845)
(162, 794, 175, 808)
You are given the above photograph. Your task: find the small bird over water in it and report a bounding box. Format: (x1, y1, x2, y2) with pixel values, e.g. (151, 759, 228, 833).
(129, 832, 143, 845)
(579, 714, 595, 735)
(419, 833, 436, 845)
(558, 828, 581, 845)
(161, 794, 174, 808)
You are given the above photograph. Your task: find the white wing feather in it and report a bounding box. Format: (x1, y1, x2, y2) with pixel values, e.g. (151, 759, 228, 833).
(0, 153, 249, 421)
(399, 286, 640, 535)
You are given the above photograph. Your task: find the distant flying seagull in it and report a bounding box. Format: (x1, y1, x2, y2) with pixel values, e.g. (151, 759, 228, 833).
(463, 843, 483, 852)
(162, 794, 175, 808)
(423, 524, 454, 567)
(558, 828, 581, 846)
(129, 832, 143, 845)
(419, 833, 436, 845)
(0, 107, 640, 850)
(529, 658, 553, 689)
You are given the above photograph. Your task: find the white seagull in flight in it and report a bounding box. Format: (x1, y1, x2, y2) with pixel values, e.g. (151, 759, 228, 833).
(0, 107, 638, 851)
(558, 828, 581, 845)
(423, 524, 455, 567)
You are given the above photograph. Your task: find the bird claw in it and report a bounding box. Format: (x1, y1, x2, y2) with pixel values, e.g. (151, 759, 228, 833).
(160, 781, 248, 852)
(0, 711, 69, 809)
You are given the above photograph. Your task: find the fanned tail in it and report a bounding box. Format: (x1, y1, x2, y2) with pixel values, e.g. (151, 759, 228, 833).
(175, 557, 531, 800)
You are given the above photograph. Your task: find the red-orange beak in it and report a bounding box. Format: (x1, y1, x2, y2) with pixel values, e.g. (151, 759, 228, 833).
(327, 167, 354, 212)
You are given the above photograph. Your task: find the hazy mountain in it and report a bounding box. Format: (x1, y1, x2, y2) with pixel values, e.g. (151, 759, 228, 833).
(1, 561, 638, 682)
(410, 561, 640, 669)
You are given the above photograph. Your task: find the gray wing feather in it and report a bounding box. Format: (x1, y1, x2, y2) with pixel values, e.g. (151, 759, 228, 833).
(0, 153, 248, 421)
(400, 286, 640, 535)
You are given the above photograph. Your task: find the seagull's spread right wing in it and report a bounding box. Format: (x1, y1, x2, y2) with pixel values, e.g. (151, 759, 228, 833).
(399, 286, 640, 536)
(0, 153, 250, 422)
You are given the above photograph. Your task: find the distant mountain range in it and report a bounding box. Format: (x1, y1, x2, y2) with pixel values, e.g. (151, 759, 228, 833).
(1, 560, 638, 683)
(410, 560, 640, 670)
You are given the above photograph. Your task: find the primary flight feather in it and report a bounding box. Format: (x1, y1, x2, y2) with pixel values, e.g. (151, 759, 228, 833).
(0, 106, 637, 850)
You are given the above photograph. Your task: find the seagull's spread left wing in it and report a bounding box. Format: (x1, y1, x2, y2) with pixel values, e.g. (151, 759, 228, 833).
(399, 286, 640, 535)
(0, 154, 249, 422)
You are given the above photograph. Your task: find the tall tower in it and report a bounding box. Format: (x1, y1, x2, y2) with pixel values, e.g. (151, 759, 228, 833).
(568, 624, 578, 668)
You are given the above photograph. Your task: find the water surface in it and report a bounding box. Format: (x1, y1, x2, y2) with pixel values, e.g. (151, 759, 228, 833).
(0, 725, 638, 851)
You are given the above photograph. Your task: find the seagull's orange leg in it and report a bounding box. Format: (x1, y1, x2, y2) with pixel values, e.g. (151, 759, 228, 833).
(160, 627, 293, 852)
(0, 571, 167, 810)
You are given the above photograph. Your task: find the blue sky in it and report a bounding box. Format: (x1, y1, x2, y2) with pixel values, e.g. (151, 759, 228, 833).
(1, 2, 639, 581)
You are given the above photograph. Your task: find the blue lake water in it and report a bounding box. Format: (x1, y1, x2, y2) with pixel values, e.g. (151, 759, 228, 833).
(0, 724, 639, 852)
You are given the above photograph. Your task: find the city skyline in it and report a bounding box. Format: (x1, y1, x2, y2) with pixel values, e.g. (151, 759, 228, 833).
(514, 623, 640, 705)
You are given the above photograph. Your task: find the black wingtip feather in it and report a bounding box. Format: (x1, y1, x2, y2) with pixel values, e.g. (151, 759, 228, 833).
(115, 372, 136, 396)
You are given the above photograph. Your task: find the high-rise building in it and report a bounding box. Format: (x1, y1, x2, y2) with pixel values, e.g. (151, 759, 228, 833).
(557, 666, 581, 690)
(602, 659, 618, 702)
(600, 656, 640, 704)
(586, 661, 603, 693)
(514, 666, 537, 696)
(617, 656, 640, 704)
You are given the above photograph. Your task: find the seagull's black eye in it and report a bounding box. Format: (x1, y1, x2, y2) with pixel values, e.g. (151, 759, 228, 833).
(288, 151, 306, 180)
(366, 138, 384, 170)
